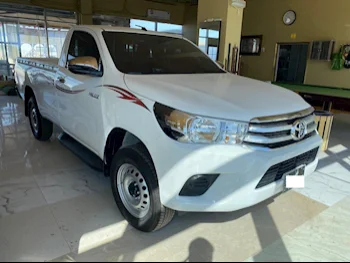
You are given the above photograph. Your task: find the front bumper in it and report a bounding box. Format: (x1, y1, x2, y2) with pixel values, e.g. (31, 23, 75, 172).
(151, 133, 322, 212)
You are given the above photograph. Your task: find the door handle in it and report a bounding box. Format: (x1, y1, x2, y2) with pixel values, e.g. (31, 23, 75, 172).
(57, 77, 65, 83)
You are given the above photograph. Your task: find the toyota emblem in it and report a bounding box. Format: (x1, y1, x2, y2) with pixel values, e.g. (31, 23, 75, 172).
(291, 120, 307, 141)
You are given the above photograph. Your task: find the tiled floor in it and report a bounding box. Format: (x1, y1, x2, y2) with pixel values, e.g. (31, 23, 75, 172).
(0, 96, 349, 262)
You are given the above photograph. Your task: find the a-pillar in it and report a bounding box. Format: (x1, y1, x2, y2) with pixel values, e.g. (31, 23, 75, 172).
(78, 0, 93, 25)
(197, 0, 245, 67)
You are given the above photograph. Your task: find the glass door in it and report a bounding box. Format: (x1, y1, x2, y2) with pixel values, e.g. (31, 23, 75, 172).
(275, 43, 309, 84)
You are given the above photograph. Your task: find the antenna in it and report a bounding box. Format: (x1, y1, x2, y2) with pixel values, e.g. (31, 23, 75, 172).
(135, 25, 147, 31)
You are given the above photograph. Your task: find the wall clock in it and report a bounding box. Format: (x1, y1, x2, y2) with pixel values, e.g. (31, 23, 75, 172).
(283, 10, 296, 26)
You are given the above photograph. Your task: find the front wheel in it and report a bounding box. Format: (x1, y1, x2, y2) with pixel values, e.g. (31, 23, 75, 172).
(110, 143, 175, 232)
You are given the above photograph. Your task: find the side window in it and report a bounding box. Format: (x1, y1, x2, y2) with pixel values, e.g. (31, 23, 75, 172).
(67, 31, 102, 73)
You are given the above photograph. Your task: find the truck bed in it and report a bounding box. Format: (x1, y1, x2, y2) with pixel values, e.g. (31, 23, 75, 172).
(17, 57, 59, 71)
(15, 57, 59, 99)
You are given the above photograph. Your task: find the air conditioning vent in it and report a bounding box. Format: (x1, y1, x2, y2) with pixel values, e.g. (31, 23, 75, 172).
(310, 40, 335, 61)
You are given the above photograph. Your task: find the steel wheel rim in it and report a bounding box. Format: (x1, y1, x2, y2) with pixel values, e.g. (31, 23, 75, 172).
(117, 163, 150, 219)
(30, 106, 38, 133)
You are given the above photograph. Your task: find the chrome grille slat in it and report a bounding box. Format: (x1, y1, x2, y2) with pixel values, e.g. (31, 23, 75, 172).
(244, 134, 293, 144)
(244, 110, 318, 149)
(250, 130, 290, 138)
(302, 115, 316, 125)
(248, 123, 292, 133)
(307, 122, 317, 132)
(248, 114, 315, 133)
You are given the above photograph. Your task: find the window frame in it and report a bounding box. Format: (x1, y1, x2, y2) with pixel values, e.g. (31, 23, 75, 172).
(66, 30, 104, 76)
(102, 31, 225, 75)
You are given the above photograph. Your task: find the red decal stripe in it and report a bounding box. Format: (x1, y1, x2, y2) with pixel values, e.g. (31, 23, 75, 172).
(99, 85, 149, 111)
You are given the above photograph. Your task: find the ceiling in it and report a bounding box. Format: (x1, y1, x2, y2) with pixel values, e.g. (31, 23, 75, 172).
(146, 0, 198, 4)
(0, 3, 75, 18)
(0, 0, 198, 17)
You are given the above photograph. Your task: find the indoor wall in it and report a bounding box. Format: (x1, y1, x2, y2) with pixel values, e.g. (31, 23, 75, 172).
(242, 0, 350, 89)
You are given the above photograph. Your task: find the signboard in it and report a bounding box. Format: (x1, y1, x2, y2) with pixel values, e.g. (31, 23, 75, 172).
(343, 45, 350, 69)
(240, 35, 263, 56)
(147, 9, 170, 21)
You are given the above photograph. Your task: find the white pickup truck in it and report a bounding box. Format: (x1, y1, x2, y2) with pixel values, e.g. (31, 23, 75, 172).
(15, 25, 322, 232)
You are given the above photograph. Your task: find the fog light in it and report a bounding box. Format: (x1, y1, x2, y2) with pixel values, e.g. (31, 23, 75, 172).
(179, 174, 219, 196)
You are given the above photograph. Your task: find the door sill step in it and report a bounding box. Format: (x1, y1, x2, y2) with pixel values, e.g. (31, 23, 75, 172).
(58, 133, 104, 172)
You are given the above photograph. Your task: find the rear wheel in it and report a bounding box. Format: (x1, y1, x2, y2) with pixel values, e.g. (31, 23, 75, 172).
(28, 96, 53, 141)
(110, 143, 175, 232)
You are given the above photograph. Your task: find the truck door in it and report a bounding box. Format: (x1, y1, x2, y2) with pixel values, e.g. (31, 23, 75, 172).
(55, 30, 104, 154)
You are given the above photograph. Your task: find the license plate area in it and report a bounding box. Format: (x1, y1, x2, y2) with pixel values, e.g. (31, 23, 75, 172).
(284, 165, 305, 189)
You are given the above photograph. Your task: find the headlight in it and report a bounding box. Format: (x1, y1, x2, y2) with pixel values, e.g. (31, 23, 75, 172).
(154, 103, 249, 144)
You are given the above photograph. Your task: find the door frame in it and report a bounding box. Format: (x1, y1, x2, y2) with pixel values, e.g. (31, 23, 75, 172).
(273, 42, 310, 83)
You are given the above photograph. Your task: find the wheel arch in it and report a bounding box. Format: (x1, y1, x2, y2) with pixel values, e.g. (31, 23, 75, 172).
(24, 86, 35, 117)
(103, 127, 154, 176)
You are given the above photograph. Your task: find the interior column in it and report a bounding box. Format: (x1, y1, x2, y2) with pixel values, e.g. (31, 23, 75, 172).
(197, 0, 245, 69)
(78, 0, 93, 25)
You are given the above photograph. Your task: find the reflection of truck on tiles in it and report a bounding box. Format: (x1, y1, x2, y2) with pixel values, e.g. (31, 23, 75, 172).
(15, 25, 322, 232)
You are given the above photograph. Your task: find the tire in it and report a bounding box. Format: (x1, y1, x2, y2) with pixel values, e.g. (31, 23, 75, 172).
(28, 96, 53, 141)
(110, 143, 175, 232)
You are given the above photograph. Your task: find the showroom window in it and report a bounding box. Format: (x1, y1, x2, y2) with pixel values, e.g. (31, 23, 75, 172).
(198, 28, 220, 61)
(130, 19, 156, 31)
(0, 3, 76, 78)
(130, 19, 183, 35)
(157, 22, 183, 34)
(19, 23, 48, 58)
(0, 21, 21, 77)
(47, 27, 69, 58)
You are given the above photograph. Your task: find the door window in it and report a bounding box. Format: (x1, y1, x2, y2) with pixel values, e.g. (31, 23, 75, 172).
(67, 31, 101, 64)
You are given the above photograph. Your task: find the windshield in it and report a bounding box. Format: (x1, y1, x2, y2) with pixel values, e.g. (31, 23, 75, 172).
(103, 32, 225, 75)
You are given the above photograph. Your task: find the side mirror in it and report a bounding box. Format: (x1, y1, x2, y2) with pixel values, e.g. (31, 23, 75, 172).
(68, 56, 102, 77)
(216, 61, 225, 69)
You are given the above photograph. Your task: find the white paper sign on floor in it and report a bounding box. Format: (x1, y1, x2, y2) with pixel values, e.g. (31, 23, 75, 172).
(286, 176, 305, 189)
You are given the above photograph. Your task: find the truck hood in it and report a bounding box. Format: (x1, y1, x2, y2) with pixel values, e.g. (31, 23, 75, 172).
(124, 73, 311, 121)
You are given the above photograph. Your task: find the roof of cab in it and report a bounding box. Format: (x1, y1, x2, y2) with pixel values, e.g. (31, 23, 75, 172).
(71, 25, 183, 39)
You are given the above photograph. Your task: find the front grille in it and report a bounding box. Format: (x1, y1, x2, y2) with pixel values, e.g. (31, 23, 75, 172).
(244, 110, 317, 149)
(245, 131, 316, 149)
(256, 147, 319, 189)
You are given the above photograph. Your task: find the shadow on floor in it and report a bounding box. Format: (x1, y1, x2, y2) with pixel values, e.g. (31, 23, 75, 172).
(251, 207, 292, 262)
(52, 192, 296, 262)
(186, 238, 214, 262)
